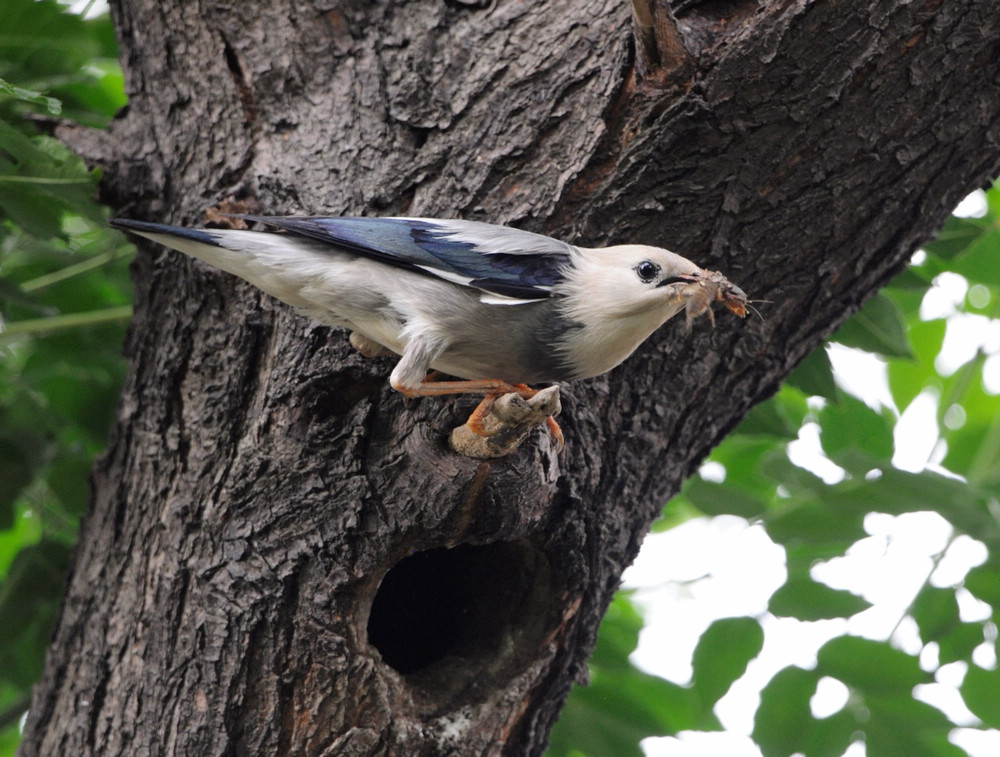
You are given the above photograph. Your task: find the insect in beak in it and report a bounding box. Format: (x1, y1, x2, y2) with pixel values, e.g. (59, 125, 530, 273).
(675, 270, 750, 327)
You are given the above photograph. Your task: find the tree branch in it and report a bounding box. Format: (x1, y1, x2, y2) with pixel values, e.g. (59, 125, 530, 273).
(631, 0, 694, 81)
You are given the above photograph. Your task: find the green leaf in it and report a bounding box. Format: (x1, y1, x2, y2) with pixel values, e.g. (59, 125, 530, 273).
(815, 636, 928, 693)
(549, 674, 699, 757)
(947, 227, 1000, 287)
(963, 560, 1000, 607)
(753, 667, 820, 757)
(961, 664, 1000, 729)
(883, 273, 933, 323)
(758, 455, 824, 496)
(0, 78, 61, 115)
(652, 496, 702, 533)
(735, 393, 806, 439)
(811, 468, 994, 540)
(987, 182, 1000, 219)
(0, 0, 122, 126)
(589, 592, 645, 671)
(683, 477, 767, 519)
(818, 394, 894, 463)
(0, 439, 32, 528)
(831, 293, 914, 358)
(0, 540, 72, 689)
(766, 499, 867, 550)
(923, 215, 992, 260)
(908, 585, 987, 668)
(691, 617, 763, 708)
(703, 437, 787, 502)
(785, 346, 839, 401)
(939, 372, 1000, 488)
(0, 121, 101, 238)
(863, 695, 966, 757)
(936, 622, 985, 666)
(798, 709, 858, 757)
(0, 505, 42, 580)
(886, 318, 946, 412)
(911, 586, 960, 645)
(769, 573, 870, 621)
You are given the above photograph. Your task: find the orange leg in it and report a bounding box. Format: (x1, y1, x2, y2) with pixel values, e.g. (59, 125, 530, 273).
(396, 378, 536, 399)
(545, 416, 565, 451)
(465, 394, 498, 437)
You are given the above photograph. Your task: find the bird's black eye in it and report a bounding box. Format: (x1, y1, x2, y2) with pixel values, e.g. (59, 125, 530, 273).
(636, 260, 660, 283)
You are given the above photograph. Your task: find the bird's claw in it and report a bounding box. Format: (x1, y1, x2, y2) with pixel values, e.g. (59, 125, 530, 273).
(450, 386, 562, 458)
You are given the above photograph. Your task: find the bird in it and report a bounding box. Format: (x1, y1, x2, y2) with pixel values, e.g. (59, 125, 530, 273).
(111, 215, 748, 448)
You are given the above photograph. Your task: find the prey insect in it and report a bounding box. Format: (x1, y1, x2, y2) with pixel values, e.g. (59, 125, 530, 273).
(677, 270, 754, 327)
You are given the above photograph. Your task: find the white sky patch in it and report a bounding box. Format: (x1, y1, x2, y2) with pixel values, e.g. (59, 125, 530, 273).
(922, 272, 969, 321)
(984, 352, 1000, 395)
(937, 313, 1000, 375)
(624, 519, 785, 685)
(62, 0, 110, 18)
(933, 535, 989, 588)
(699, 460, 727, 483)
(916, 678, 979, 726)
(827, 343, 895, 411)
(953, 189, 989, 218)
(811, 676, 850, 718)
(892, 390, 941, 472)
(787, 421, 847, 484)
(952, 729, 1000, 757)
(642, 730, 765, 757)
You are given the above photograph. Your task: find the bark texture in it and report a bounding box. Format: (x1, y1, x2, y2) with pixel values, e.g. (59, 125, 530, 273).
(22, 0, 1000, 755)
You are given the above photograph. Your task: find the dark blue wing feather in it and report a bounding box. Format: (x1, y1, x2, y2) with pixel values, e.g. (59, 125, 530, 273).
(240, 215, 574, 300)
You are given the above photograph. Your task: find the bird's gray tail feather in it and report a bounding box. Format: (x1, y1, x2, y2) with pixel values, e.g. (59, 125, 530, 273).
(110, 218, 225, 247)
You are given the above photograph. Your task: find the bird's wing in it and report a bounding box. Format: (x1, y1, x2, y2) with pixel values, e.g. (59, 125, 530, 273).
(240, 215, 576, 302)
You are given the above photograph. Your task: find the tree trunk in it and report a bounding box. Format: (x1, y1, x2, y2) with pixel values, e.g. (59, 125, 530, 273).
(21, 0, 1000, 754)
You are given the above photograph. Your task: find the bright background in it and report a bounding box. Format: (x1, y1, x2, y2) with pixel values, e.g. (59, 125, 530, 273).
(624, 190, 1000, 757)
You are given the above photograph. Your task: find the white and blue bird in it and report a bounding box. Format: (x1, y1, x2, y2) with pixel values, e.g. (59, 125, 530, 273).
(111, 215, 747, 442)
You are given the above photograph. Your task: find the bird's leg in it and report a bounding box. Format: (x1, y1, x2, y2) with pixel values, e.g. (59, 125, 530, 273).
(396, 377, 562, 449)
(544, 416, 565, 450)
(389, 336, 560, 452)
(465, 394, 498, 437)
(448, 386, 563, 459)
(396, 378, 536, 399)
(463, 385, 564, 445)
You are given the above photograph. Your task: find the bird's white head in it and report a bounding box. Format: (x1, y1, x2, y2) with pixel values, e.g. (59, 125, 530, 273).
(554, 243, 744, 380)
(561, 244, 705, 321)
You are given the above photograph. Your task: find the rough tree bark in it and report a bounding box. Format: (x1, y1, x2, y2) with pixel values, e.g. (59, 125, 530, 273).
(20, 0, 1000, 755)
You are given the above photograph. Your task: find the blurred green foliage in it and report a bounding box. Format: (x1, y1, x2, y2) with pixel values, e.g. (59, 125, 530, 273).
(550, 185, 1000, 757)
(0, 1, 130, 751)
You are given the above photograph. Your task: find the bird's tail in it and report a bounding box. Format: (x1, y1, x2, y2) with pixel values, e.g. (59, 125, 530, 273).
(110, 218, 334, 309)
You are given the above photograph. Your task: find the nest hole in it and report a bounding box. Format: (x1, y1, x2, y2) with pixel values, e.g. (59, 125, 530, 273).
(366, 541, 553, 692)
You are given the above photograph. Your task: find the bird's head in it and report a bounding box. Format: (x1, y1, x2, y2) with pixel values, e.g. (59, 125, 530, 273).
(563, 244, 743, 323)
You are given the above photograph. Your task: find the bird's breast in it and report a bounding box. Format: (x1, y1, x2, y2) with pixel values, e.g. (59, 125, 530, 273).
(554, 308, 672, 381)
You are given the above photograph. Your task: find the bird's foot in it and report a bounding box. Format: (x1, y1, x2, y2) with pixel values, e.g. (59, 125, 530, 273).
(450, 385, 562, 458)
